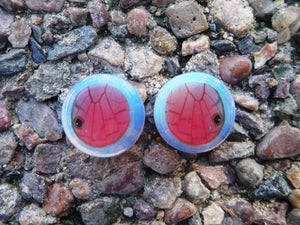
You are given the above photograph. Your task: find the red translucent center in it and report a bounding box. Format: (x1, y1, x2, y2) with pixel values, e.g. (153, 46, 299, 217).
(165, 82, 224, 145)
(71, 84, 130, 147)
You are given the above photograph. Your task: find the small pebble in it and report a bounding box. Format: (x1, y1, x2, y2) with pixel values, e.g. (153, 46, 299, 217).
(290, 76, 300, 108)
(143, 145, 181, 175)
(202, 202, 224, 225)
(13, 123, 42, 150)
(235, 158, 264, 187)
(238, 34, 260, 55)
(120, 0, 150, 10)
(253, 42, 277, 69)
(124, 207, 134, 217)
(20, 173, 46, 203)
(254, 202, 288, 225)
(0, 8, 14, 41)
(88, 0, 111, 28)
(256, 125, 300, 160)
(272, 63, 296, 82)
(0, 131, 17, 167)
(24, 0, 65, 12)
(164, 198, 197, 224)
(18, 204, 57, 225)
(0, 184, 22, 221)
(0, 100, 11, 131)
(289, 189, 300, 208)
(287, 208, 300, 225)
(273, 79, 290, 99)
(184, 171, 210, 204)
(67, 7, 88, 27)
(152, 0, 175, 8)
(127, 8, 148, 37)
(211, 40, 236, 54)
(29, 38, 47, 64)
(44, 183, 75, 216)
(219, 55, 252, 84)
(133, 199, 156, 221)
(233, 92, 259, 111)
(248, 0, 281, 17)
(181, 34, 209, 56)
(287, 169, 300, 189)
(70, 178, 92, 199)
(255, 84, 270, 101)
(165, 1, 208, 39)
(150, 26, 177, 55)
(0, 0, 24, 12)
(129, 81, 147, 102)
(8, 19, 31, 48)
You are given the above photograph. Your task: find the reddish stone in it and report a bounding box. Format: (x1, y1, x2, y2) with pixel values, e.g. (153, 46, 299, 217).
(256, 125, 300, 160)
(13, 124, 42, 150)
(24, 0, 65, 12)
(67, 7, 88, 27)
(97, 162, 144, 195)
(192, 164, 234, 189)
(255, 84, 270, 101)
(164, 198, 197, 224)
(126, 8, 148, 37)
(143, 145, 181, 174)
(0, 100, 11, 131)
(254, 202, 288, 225)
(152, 0, 175, 8)
(219, 55, 252, 84)
(274, 80, 290, 99)
(8, 20, 32, 48)
(120, 0, 150, 10)
(88, 0, 111, 29)
(44, 183, 75, 216)
(133, 199, 156, 220)
(290, 76, 300, 108)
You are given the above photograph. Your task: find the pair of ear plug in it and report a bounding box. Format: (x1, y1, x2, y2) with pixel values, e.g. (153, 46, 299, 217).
(61, 73, 235, 158)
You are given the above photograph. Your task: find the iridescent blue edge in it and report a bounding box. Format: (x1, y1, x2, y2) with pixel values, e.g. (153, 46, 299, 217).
(154, 72, 236, 154)
(61, 74, 145, 158)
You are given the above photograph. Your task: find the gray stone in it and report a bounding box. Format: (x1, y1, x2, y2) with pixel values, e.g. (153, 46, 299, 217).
(133, 199, 156, 221)
(24, 61, 82, 101)
(184, 50, 219, 75)
(202, 203, 224, 225)
(47, 26, 97, 61)
(189, 212, 203, 225)
(0, 0, 24, 12)
(70, 178, 92, 200)
(235, 159, 264, 187)
(235, 109, 267, 139)
(123, 207, 133, 217)
(150, 26, 177, 55)
(211, 0, 254, 38)
(29, 38, 46, 64)
(24, 0, 65, 12)
(20, 173, 46, 203)
(143, 176, 182, 209)
(248, 0, 283, 17)
(78, 197, 121, 225)
(238, 34, 260, 55)
(18, 204, 57, 225)
(0, 100, 11, 131)
(211, 40, 236, 54)
(34, 144, 64, 174)
(166, 1, 208, 38)
(287, 208, 300, 225)
(272, 63, 296, 82)
(97, 162, 144, 195)
(0, 8, 14, 42)
(0, 131, 17, 167)
(184, 171, 210, 204)
(16, 98, 63, 141)
(0, 49, 27, 76)
(67, 7, 89, 27)
(125, 46, 163, 80)
(209, 141, 255, 164)
(0, 184, 22, 222)
(29, 23, 43, 44)
(227, 122, 249, 142)
(233, 92, 259, 111)
(274, 96, 298, 116)
(8, 19, 31, 48)
(143, 145, 182, 175)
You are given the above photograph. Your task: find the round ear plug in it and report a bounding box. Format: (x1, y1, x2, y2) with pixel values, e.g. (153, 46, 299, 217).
(154, 72, 235, 154)
(61, 74, 145, 157)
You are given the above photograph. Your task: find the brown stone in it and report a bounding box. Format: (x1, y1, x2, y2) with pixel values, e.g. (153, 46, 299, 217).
(88, 0, 111, 29)
(192, 164, 235, 189)
(143, 145, 181, 174)
(126, 8, 148, 37)
(97, 162, 144, 195)
(289, 189, 300, 208)
(44, 183, 75, 216)
(287, 169, 300, 189)
(164, 198, 196, 224)
(233, 92, 259, 111)
(181, 34, 209, 56)
(166, 1, 208, 39)
(70, 178, 92, 199)
(67, 7, 88, 27)
(256, 125, 300, 160)
(13, 123, 42, 150)
(8, 20, 31, 48)
(0, 100, 11, 131)
(219, 55, 252, 84)
(24, 0, 65, 12)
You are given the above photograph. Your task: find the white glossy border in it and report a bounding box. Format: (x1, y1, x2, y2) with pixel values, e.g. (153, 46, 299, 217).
(61, 74, 145, 157)
(154, 72, 235, 153)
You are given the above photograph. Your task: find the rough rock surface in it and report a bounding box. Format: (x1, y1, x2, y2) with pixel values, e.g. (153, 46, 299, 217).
(18, 204, 57, 225)
(0, 49, 27, 75)
(0, 131, 17, 167)
(24, 0, 65, 12)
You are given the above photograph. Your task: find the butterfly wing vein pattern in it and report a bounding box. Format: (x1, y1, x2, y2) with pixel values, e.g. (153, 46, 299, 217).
(165, 83, 225, 145)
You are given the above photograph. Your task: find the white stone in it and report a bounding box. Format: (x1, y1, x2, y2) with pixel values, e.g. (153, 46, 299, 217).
(202, 202, 224, 225)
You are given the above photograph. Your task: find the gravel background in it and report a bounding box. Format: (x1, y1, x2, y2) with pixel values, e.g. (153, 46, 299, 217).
(0, 0, 300, 224)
